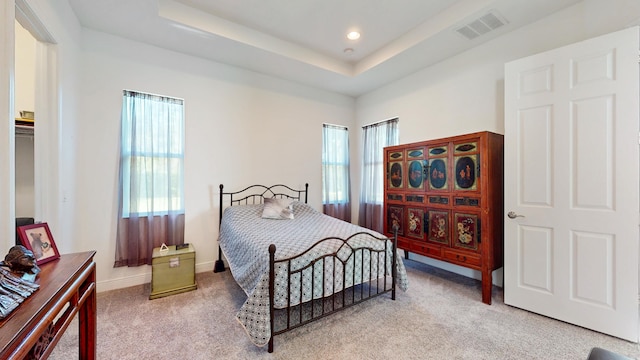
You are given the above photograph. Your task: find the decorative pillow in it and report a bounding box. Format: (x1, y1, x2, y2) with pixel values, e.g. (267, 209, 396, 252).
(261, 198, 295, 220)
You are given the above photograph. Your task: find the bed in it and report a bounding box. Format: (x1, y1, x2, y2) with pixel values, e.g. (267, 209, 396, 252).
(215, 183, 408, 352)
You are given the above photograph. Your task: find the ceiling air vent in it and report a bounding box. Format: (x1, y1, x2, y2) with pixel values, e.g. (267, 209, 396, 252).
(455, 10, 508, 40)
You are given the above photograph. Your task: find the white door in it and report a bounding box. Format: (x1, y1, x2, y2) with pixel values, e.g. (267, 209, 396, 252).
(504, 27, 639, 342)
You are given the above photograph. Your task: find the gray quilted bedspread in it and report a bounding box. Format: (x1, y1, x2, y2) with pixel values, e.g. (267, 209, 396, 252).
(218, 202, 408, 347)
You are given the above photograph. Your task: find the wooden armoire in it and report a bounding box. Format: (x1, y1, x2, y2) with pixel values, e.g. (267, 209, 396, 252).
(383, 131, 504, 304)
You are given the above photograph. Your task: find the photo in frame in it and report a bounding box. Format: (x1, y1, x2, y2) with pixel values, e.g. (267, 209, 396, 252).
(17, 223, 60, 265)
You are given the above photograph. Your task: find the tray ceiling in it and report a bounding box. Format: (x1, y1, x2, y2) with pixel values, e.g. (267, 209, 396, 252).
(67, 0, 582, 96)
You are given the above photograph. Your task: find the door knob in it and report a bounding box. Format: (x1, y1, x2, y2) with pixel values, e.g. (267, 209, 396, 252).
(507, 211, 524, 219)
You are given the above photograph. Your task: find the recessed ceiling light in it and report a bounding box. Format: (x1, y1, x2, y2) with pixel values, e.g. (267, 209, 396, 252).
(347, 31, 360, 40)
(343, 48, 354, 55)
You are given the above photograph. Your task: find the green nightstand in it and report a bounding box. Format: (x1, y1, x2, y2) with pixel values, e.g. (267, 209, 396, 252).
(149, 244, 197, 299)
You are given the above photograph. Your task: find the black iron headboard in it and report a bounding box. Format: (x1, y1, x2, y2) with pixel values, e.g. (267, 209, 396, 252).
(214, 183, 309, 273)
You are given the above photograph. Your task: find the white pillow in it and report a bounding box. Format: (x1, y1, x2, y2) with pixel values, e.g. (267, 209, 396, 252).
(261, 198, 295, 220)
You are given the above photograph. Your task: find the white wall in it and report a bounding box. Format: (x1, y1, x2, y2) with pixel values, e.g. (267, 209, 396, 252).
(1, 0, 82, 253)
(14, 21, 35, 119)
(14, 21, 36, 218)
(73, 30, 354, 290)
(7, 0, 640, 292)
(354, 0, 640, 283)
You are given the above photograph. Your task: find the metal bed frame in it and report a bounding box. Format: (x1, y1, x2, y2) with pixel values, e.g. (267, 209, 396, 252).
(216, 183, 398, 353)
(214, 183, 308, 273)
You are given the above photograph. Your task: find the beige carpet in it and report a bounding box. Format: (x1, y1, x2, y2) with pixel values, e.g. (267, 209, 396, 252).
(49, 259, 640, 359)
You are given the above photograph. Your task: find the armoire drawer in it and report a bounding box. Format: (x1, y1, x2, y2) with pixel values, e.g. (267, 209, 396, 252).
(442, 249, 481, 267)
(411, 242, 442, 258)
(396, 237, 411, 250)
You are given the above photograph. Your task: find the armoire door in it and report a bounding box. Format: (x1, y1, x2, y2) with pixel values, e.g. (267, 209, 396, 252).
(504, 26, 639, 342)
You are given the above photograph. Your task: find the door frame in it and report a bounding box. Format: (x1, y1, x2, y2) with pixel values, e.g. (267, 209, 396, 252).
(1, 0, 60, 251)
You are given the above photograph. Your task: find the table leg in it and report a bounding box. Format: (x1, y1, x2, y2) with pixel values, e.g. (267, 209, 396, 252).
(79, 268, 96, 360)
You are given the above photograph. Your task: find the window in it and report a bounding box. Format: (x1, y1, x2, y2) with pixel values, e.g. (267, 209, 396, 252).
(322, 124, 351, 221)
(114, 90, 185, 267)
(358, 118, 399, 231)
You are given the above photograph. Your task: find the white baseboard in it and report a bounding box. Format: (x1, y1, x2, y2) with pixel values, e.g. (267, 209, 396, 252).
(195, 260, 214, 273)
(408, 253, 504, 287)
(96, 260, 217, 293)
(97, 273, 150, 293)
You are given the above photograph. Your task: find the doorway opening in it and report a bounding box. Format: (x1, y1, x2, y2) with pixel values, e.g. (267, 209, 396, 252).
(12, 0, 59, 247)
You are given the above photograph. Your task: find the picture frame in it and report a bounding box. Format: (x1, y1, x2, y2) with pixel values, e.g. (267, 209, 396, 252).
(17, 222, 60, 265)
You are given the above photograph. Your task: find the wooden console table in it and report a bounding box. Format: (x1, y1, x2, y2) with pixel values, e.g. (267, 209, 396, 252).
(0, 251, 97, 359)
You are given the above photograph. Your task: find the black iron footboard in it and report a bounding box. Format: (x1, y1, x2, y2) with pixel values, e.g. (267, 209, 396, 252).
(267, 230, 398, 353)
